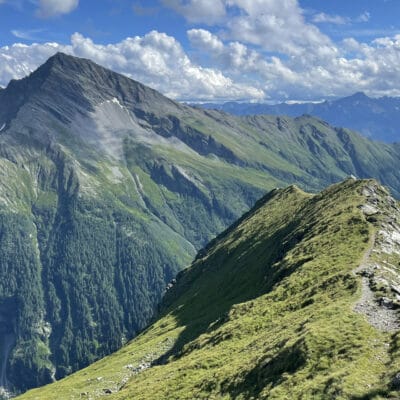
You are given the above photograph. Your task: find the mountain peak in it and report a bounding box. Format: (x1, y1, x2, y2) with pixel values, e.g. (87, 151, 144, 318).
(41, 52, 110, 78)
(48, 51, 76, 62)
(43, 51, 73, 65)
(34, 51, 112, 84)
(0, 52, 181, 128)
(347, 91, 369, 100)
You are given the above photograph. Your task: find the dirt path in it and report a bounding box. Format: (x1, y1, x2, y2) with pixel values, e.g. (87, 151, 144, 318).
(353, 232, 400, 332)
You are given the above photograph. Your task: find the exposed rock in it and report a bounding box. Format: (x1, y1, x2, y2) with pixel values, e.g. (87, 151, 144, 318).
(354, 183, 400, 332)
(357, 268, 374, 278)
(391, 373, 400, 390)
(378, 297, 394, 308)
(391, 284, 400, 295)
(359, 204, 379, 216)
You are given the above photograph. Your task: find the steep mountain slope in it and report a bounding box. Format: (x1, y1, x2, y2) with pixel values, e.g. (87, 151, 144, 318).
(2, 53, 400, 394)
(17, 178, 400, 400)
(200, 92, 400, 142)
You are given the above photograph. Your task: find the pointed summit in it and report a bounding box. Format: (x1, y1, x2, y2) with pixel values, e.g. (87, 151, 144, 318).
(47, 51, 80, 64)
(0, 52, 181, 127)
(35, 52, 176, 109)
(344, 91, 369, 101)
(38, 52, 121, 84)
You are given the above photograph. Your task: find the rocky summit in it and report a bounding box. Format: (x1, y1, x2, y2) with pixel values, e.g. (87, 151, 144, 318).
(16, 178, 400, 399)
(2, 53, 400, 394)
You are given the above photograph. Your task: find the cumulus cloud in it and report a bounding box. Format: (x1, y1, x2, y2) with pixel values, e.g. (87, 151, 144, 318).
(2, 0, 399, 101)
(171, 1, 364, 73)
(36, 0, 79, 18)
(180, 1, 400, 100)
(236, 0, 335, 59)
(0, 32, 263, 101)
(188, 29, 225, 53)
(168, 0, 332, 57)
(0, 42, 62, 86)
(188, 25, 400, 100)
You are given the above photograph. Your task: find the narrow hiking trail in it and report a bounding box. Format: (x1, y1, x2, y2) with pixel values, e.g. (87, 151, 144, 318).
(354, 183, 400, 332)
(354, 232, 400, 332)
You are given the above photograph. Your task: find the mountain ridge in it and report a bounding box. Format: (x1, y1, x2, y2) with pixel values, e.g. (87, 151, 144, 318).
(198, 92, 400, 143)
(16, 178, 400, 399)
(2, 53, 400, 394)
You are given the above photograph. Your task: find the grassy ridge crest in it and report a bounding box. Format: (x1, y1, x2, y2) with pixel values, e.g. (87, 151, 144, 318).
(18, 178, 400, 399)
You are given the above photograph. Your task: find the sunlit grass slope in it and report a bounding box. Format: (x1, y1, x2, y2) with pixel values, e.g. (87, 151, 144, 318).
(18, 179, 400, 400)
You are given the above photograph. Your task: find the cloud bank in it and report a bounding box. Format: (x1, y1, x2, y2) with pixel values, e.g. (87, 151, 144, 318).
(0, 32, 263, 101)
(2, 0, 400, 101)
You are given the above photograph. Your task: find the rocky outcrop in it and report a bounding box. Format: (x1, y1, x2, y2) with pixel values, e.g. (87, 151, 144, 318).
(354, 182, 400, 331)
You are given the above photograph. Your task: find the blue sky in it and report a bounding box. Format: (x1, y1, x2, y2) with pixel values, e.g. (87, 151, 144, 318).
(1, 0, 400, 102)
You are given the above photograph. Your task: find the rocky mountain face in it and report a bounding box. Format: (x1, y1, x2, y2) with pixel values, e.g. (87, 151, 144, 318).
(199, 92, 400, 143)
(16, 178, 400, 399)
(2, 53, 400, 394)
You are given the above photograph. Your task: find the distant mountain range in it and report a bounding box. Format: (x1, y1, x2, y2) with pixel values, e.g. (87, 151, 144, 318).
(198, 92, 400, 143)
(17, 178, 400, 399)
(2, 53, 400, 395)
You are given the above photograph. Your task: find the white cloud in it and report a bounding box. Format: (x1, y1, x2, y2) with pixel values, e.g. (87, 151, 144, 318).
(2, 0, 400, 101)
(220, 0, 336, 62)
(188, 29, 225, 53)
(181, 1, 400, 100)
(11, 29, 45, 40)
(188, 25, 400, 100)
(36, 0, 79, 18)
(312, 11, 370, 25)
(356, 11, 370, 23)
(168, 0, 332, 55)
(312, 12, 349, 25)
(170, 1, 360, 64)
(162, 0, 226, 24)
(0, 42, 63, 86)
(0, 32, 263, 101)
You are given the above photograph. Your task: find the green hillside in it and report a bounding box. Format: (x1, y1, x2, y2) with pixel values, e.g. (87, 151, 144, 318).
(2, 53, 400, 393)
(18, 178, 400, 400)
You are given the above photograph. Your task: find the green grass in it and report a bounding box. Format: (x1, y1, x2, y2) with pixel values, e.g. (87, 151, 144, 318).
(17, 179, 400, 400)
